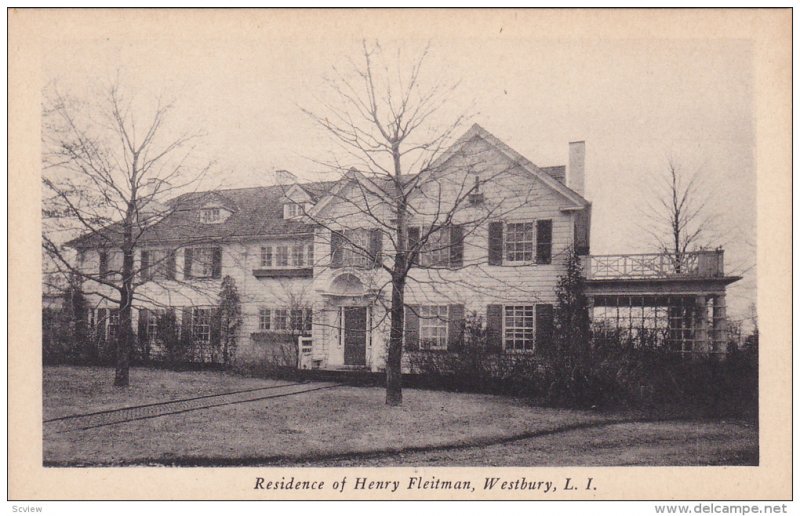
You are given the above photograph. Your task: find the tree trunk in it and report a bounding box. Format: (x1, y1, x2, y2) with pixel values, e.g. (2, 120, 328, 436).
(114, 281, 132, 387)
(114, 205, 136, 387)
(385, 273, 405, 406)
(385, 142, 406, 406)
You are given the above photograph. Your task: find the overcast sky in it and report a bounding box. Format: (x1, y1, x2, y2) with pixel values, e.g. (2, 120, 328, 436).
(42, 12, 757, 325)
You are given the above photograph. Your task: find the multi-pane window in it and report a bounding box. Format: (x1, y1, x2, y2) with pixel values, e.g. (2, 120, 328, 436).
(419, 228, 450, 267)
(275, 246, 289, 267)
(259, 243, 313, 269)
(342, 229, 370, 267)
(504, 305, 534, 351)
(147, 309, 164, 340)
(260, 246, 272, 267)
(307, 244, 315, 268)
(107, 309, 119, 339)
(193, 248, 215, 278)
(505, 222, 534, 262)
(419, 305, 449, 350)
(272, 309, 289, 331)
(292, 245, 305, 267)
(193, 308, 211, 342)
(284, 203, 302, 218)
(200, 208, 221, 223)
(257, 307, 312, 333)
(258, 308, 271, 331)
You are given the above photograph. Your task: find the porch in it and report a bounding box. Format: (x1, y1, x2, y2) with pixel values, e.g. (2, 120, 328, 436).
(582, 250, 741, 354)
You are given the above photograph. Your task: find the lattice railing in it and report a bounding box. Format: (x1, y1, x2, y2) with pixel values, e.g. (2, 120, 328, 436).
(585, 250, 724, 280)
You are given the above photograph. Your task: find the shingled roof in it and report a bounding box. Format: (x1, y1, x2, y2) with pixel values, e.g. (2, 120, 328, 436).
(66, 180, 338, 249)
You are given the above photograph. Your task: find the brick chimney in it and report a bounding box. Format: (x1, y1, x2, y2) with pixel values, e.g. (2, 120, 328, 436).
(567, 141, 585, 197)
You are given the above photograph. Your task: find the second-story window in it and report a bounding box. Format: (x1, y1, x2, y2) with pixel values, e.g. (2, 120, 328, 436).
(342, 229, 370, 268)
(275, 245, 289, 267)
(419, 227, 451, 267)
(505, 222, 534, 263)
(185, 247, 222, 279)
(259, 242, 313, 269)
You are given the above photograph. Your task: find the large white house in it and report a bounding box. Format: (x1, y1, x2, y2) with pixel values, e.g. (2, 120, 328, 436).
(66, 124, 739, 371)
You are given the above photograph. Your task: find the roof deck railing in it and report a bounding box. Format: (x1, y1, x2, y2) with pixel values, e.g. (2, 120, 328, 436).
(584, 250, 725, 280)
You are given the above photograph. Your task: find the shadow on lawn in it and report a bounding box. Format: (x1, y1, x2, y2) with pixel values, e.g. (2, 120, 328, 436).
(43, 415, 758, 468)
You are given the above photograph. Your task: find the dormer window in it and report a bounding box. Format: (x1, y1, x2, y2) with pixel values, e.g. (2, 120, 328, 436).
(200, 208, 221, 223)
(284, 202, 303, 219)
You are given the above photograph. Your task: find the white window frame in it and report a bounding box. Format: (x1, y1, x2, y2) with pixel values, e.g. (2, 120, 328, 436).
(200, 207, 221, 223)
(419, 227, 450, 267)
(284, 203, 303, 219)
(192, 247, 216, 278)
(258, 308, 271, 331)
(272, 308, 289, 331)
(504, 221, 535, 263)
(341, 229, 370, 268)
(107, 309, 120, 339)
(258, 242, 314, 270)
(503, 305, 535, 352)
(418, 305, 449, 350)
(192, 307, 212, 342)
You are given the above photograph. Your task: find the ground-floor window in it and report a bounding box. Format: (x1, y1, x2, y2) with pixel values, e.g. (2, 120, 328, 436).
(193, 307, 212, 342)
(257, 307, 312, 335)
(503, 305, 534, 351)
(419, 305, 449, 350)
(107, 309, 120, 340)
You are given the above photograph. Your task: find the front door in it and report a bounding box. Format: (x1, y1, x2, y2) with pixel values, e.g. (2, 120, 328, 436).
(343, 306, 367, 366)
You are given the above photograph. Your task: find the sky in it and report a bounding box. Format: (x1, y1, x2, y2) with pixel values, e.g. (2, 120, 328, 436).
(41, 12, 757, 326)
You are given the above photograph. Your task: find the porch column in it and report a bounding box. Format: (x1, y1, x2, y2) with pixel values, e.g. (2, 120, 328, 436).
(694, 295, 709, 353)
(712, 294, 728, 354)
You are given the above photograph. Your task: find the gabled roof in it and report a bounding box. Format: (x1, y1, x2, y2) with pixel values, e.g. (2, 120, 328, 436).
(66, 180, 338, 249)
(426, 123, 589, 208)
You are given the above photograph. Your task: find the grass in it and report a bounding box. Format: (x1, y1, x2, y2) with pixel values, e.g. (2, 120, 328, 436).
(43, 365, 758, 467)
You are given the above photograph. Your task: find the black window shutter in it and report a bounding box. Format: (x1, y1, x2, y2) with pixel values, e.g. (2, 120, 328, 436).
(184, 248, 193, 279)
(370, 229, 383, 269)
(449, 225, 464, 268)
(488, 222, 504, 266)
(486, 304, 503, 352)
(304, 309, 313, 335)
(166, 251, 176, 280)
(211, 247, 222, 278)
(574, 209, 590, 255)
(407, 226, 420, 266)
(97, 308, 108, 341)
(140, 251, 150, 282)
(535, 304, 554, 355)
(99, 251, 108, 277)
(536, 220, 553, 265)
(404, 305, 419, 351)
(138, 309, 150, 358)
(447, 304, 465, 352)
(181, 307, 193, 340)
(330, 231, 344, 268)
(210, 308, 222, 348)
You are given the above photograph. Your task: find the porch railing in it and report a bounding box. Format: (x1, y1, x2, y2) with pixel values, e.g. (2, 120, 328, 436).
(584, 250, 724, 280)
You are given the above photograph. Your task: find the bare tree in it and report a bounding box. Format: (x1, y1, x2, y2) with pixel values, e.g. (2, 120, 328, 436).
(301, 41, 548, 405)
(639, 159, 717, 272)
(42, 80, 217, 387)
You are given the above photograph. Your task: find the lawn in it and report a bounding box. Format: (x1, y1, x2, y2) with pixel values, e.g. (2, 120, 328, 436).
(42, 365, 758, 467)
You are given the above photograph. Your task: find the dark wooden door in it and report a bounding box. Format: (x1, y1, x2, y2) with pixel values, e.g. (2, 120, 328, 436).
(343, 307, 367, 366)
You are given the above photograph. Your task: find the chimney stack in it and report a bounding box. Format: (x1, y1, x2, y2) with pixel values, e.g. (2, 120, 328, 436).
(567, 141, 585, 197)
